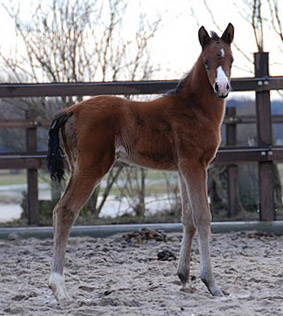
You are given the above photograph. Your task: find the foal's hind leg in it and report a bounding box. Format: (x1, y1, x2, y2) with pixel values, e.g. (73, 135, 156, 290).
(180, 164, 223, 296)
(177, 174, 196, 290)
(49, 158, 113, 301)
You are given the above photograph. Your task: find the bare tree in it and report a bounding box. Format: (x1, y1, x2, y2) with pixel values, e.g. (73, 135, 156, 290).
(202, 0, 254, 72)
(267, 0, 283, 42)
(202, 0, 282, 74)
(236, 0, 265, 51)
(0, 0, 163, 219)
(1, 0, 160, 110)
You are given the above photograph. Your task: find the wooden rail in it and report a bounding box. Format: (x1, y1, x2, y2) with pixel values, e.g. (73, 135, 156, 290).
(1, 147, 283, 169)
(1, 52, 283, 224)
(0, 76, 282, 97)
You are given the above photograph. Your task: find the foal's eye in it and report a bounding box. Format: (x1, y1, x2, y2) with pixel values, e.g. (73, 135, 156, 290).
(204, 60, 210, 70)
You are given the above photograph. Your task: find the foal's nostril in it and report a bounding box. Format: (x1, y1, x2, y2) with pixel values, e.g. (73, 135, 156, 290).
(226, 83, 230, 91)
(215, 83, 219, 93)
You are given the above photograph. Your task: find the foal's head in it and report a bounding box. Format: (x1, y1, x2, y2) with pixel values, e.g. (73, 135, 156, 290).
(198, 23, 234, 98)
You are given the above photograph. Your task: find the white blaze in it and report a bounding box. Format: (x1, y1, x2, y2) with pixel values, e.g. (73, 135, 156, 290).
(216, 66, 229, 95)
(220, 48, 225, 58)
(216, 66, 228, 84)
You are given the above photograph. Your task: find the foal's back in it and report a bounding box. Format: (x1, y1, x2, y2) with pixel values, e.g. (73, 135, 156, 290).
(67, 92, 220, 171)
(65, 94, 179, 170)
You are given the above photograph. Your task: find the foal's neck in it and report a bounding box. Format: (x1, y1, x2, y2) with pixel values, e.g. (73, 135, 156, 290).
(181, 55, 226, 125)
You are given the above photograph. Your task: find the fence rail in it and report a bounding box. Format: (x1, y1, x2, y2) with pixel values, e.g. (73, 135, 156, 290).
(1, 52, 283, 225)
(1, 147, 283, 169)
(0, 76, 283, 98)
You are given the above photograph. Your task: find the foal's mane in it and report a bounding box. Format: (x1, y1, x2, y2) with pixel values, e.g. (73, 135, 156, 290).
(210, 31, 220, 42)
(165, 76, 187, 96)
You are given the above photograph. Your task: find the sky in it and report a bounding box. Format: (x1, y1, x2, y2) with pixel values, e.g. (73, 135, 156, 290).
(0, 0, 282, 86)
(132, 0, 282, 78)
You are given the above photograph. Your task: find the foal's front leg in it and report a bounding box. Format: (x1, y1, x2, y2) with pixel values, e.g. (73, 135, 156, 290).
(177, 174, 196, 290)
(180, 164, 223, 296)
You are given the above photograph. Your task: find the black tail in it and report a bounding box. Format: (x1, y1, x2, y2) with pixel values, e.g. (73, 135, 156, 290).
(47, 112, 71, 182)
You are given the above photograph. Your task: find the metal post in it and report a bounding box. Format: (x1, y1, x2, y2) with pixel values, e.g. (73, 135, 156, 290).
(226, 107, 238, 218)
(254, 52, 275, 221)
(26, 109, 39, 225)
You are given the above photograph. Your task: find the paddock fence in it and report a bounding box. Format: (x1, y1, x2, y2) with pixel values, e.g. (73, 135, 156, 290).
(1, 52, 283, 225)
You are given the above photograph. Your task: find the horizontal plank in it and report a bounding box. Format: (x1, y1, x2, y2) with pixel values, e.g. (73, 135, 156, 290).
(0, 120, 50, 128)
(2, 114, 283, 129)
(0, 153, 46, 169)
(270, 148, 283, 161)
(224, 114, 283, 125)
(214, 147, 273, 163)
(1, 147, 283, 169)
(231, 76, 283, 92)
(0, 120, 37, 128)
(0, 77, 282, 98)
(0, 157, 45, 169)
(0, 80, 178, 98)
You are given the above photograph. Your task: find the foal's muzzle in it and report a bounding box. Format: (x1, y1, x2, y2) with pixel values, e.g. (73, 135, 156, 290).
(214, 82, 230, 98)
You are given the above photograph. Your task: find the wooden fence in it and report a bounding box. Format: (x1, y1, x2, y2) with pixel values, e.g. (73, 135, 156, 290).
(1, 52, 283, 225)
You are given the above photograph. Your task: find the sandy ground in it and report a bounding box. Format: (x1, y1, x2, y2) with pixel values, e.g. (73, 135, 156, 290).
(0, 229, 283, 316)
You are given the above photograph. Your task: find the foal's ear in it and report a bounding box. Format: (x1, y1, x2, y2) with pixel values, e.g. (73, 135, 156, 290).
(198, 26, 211, 48)
(221, 23, 234, 44)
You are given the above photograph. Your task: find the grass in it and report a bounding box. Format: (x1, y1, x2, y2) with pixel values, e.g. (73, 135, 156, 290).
(0, 169, 178, 198)
(0, 170, 48, 186)
(0, 171, 27, 186)
(1, 167, 283, 227)
(277, 164, 283, 183)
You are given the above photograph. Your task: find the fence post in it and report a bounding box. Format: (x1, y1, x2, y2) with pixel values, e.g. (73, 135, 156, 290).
(26, 109, 39, 225)
(254, 52, 275, 221)
(226, 107, 238, 218)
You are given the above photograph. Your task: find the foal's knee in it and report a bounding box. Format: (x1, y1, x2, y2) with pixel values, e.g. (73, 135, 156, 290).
(183, 223, 196, 238)
(182, 213, 196, 234)
(193, 209, 211, 233)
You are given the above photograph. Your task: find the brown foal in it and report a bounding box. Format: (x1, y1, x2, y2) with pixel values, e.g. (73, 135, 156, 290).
(47, 23, 234, 301)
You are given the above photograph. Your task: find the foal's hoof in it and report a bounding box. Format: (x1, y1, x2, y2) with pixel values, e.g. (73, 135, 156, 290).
(177, 267, 189, 285)
(49, 272, 71, 302)
(209, 286, 224, 297)
(201, 277, 224, 297)
(180, 284, 195, 293)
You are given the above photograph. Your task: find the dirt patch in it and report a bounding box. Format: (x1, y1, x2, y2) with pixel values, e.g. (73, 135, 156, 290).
(0, 230, 283, 315)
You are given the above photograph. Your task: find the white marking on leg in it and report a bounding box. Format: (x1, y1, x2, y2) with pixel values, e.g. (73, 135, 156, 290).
(49, 272, 70, 301)
(198, 233, 223, 296)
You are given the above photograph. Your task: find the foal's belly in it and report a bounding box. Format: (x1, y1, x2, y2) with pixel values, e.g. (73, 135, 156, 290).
(115, 145, 177, 171)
